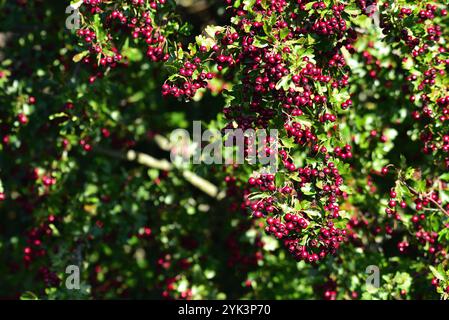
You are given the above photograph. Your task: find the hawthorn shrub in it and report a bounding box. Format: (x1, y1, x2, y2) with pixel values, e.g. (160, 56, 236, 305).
(0, 0, 449, 300)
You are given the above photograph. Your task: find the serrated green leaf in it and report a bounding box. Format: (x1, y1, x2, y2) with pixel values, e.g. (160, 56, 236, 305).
(429, 265, 446, 281)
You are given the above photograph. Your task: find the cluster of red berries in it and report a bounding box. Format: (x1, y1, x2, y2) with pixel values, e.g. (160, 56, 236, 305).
(382, 4, 449, 166)
(82, 0, 102, 13)
(38, 266, 60, 287)
(156, 254, 193, 300)
(321, 279, 338, 300)
(333, 144, 353, 159)
(137, 227, 152, 239)
(162, 60, 214, 99)
(23, 215, 58, 266)
(17, 113, 28, 125)
(285, 122, 317, 146)
(311, 17, 347, 37)
(397, 241, 410, 253)
(226, 225, 264, 268)
(77, 28, 96, 44)
(284, 221, 345, 263)
(163, 0, 362, 262)
(75, 0, 173, 83)
(431, 278, 449, 294)
(418, 4, 440, 21)
(245, 159, 347, 262)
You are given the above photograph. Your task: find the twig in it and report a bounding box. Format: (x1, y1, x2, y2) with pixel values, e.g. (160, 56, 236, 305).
(153, 134, 172, 151)
(94, 146, 225, 200)
(403, 182, 449, 217)
(427, 197, 449, 217)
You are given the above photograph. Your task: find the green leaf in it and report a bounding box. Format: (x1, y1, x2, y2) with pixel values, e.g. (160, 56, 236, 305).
(20, 291, 38, 300)
(128, 91, 145, 103)
(280, 28, 290, 40)
(402, 58, 414, 71)
(304, 2, 315, 10)
(413, 180, 426, 193)
(121, 47, 143, 62)
(345, 7, 362, 15)
(275, 76, 291, 91)
(72, 51, 89, 63)
(281, 136, 297, 149)
(395, 181, 412, 199)
(404, 167, 415, 180)
(302, 209, 321, 217)
(295, 116, 313, 128)
(243, 0, 256, 12)
(252, 37, 269, 48)
(300, 183, 315, 195)
(339, 185, 352, 194)
(429, 265, 446, 282)
(275, 174, 285, 186)
(49, 112, 69, 120)
(204, 25, 225, 38)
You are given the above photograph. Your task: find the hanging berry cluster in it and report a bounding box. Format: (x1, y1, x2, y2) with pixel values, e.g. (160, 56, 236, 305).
(379, 3, 449, 165)
(337, 0, 449, 296)
(379, 2, 449, 268)
(162, 0, 373, 263)
(73, 0, 178, 83)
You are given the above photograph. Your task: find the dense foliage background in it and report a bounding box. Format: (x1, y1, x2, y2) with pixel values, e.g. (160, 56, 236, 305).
(0, 0, 449, 300)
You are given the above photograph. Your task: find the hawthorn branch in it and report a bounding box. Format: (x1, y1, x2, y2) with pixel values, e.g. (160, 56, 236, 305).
(127, 149, 173, 171)
(403, 182, 449, 217)
(94, 146, 225, 200)
(153, 134, 172, 151)
(427, 197, 449, 218)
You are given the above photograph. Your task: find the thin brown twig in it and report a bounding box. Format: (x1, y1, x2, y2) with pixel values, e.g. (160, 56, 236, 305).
(94, 146, 225, 200)
(403, 182, 449, 217)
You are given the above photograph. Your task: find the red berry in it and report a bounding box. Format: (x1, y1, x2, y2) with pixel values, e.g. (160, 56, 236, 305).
(28, 96, 36, 104)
